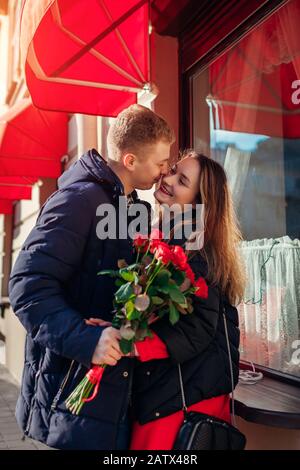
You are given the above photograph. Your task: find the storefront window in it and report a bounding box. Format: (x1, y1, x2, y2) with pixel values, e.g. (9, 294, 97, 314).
(190, 0, 300, 379)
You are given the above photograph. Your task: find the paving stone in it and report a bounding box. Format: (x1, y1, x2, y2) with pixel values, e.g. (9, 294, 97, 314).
(0, 364, 50, 451)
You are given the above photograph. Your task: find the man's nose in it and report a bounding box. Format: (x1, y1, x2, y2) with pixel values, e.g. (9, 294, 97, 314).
(160, 163, 169, 176)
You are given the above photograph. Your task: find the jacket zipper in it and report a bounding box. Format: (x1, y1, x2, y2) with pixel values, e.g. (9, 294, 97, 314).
(49, 360, 76, 414)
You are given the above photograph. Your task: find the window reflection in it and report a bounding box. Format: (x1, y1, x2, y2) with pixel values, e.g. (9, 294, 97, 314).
(192, 0, 300, 378)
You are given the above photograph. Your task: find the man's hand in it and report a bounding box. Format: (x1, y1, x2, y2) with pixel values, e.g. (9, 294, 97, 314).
(91, 326, 123, 366)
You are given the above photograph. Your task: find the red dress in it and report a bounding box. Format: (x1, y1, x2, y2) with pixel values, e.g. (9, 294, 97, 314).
(130, 333, 230, 450)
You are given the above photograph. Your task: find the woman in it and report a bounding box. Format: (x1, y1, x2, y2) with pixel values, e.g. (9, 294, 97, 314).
(129, 150, 246, 450)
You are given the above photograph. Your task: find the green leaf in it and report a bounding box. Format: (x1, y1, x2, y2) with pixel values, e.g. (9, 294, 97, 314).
(147, 286, 158, 296)
(151, 296, 164, 305)
(154, 269, 171, 287)
(172, 269, 186, 286)
(112, 315, 122, 329)
(125, 300, 135, 316)
(169, 287, 186, 305)
(120, 271, 135, 282)
(156, 285, 170, 294)
(127, 308, 141, 321)
(97, 269, 118, 277)
(115, 279, 124, 287)
(169, 302, 180, 325)
(123, 263, 139, 271)
(119, 338, 134, 355)
(161, 284, 186, 305)
(115, 282, 134, 303)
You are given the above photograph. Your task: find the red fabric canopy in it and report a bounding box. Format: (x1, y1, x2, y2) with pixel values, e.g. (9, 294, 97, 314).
(0, 98, 68, 178)
(0, 177, 37, 214)
(0, 200, 13, 215)
(20, 0, 150, 116)
(0, 184, 32, 200)
(208, 0, 300, 139)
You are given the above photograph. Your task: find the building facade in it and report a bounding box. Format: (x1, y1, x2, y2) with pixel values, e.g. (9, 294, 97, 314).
(0, 0, 299, 449)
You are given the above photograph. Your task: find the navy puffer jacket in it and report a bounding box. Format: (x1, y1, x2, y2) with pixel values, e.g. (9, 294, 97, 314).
(9, 149, 149, 450)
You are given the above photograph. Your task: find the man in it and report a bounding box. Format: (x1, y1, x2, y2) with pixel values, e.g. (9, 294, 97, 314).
(9, 104, 175, 450)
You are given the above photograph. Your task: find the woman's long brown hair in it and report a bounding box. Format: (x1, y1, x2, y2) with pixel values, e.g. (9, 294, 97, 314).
(184, 150, 246, 305)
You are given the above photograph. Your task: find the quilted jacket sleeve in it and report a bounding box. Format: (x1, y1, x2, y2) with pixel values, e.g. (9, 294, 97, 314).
(150, 255, 220, 364)
(8, 187, 104, 369)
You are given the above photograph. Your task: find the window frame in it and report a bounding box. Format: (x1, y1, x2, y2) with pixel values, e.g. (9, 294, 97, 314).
(179, 0, 300, 387)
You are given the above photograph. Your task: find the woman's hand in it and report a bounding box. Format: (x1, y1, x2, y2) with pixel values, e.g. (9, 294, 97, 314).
(85, 317, 112, 327)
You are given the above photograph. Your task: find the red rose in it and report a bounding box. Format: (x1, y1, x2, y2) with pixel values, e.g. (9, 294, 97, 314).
(149, 237, 165, 254)
(154, 242, 173, 264)
(150, 229, 164, 240)
(133, 234, 148, 250)
(185, 265, 195, 284)
(171, 245, 188, 271)
(194, 277, 208, 298)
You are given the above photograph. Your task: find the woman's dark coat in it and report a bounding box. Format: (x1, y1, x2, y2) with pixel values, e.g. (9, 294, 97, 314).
(132, 224, 240, 424)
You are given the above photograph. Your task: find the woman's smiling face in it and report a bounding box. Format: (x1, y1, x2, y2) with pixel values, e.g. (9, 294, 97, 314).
(154, 157, 201, 208)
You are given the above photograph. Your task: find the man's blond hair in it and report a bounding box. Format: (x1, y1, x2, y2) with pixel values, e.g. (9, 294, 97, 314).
(107, 104, 175, 161)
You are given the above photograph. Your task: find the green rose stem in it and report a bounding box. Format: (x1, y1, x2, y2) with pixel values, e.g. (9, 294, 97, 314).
(65, 364, 107, 415)
(144, 260, 166, 293)
(135, 247, 141, 264)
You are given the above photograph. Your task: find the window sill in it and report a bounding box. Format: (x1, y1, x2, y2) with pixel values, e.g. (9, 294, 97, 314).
(234, 375, 300, 429)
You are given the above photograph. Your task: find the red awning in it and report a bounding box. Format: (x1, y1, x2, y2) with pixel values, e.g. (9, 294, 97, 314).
(0, 184, 32, 200)
(0, 98, 68, 178)
(208, 0, 300, 139)
(20, 0, 150, 116)
(0, 200, 13, 215)
(0, 178, 38, 214)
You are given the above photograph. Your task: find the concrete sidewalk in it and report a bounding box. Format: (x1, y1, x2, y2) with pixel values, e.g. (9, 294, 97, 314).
(0, 364, 49, 450)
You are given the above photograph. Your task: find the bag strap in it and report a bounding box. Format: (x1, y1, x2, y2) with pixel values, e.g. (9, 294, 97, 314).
(221, 300, 237, 427)
(178, 296, 237, 426)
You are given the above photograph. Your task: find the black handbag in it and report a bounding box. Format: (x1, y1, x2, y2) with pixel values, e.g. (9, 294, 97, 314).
(173, 306, 246, 451)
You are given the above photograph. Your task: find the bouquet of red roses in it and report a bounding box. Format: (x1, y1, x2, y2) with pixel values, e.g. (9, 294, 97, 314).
(65, 230, 208, 415)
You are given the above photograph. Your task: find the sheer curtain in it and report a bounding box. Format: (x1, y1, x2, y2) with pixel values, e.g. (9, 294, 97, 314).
(238, 236, 300, 376)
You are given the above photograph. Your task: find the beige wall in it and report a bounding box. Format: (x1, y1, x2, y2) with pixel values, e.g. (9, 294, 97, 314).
(0, 14, 8, 110)
(5, 183, 41, 382)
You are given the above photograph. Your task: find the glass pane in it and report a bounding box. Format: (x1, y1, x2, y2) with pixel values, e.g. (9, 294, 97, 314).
(192, 0, 300, 378)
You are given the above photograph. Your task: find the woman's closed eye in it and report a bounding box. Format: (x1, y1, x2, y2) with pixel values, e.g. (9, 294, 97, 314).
(169, 164, 177, 175)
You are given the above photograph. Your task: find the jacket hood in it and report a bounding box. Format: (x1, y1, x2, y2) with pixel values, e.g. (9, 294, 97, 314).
(57, 148, 125, 195)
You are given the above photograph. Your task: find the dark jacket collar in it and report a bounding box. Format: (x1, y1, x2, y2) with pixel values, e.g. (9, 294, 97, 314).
(57, 148, 125, 197)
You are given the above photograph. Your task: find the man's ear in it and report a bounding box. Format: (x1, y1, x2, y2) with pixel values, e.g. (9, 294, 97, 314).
(123, 153, 136, 171)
